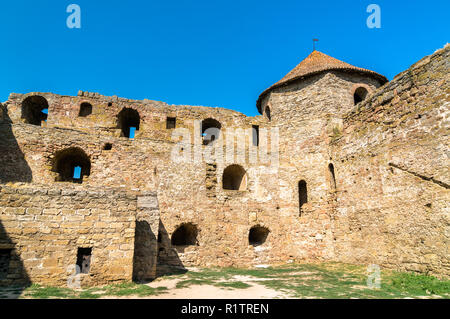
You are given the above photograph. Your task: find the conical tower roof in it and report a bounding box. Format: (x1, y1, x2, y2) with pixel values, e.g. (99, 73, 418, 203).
(257, 50, 388, 113)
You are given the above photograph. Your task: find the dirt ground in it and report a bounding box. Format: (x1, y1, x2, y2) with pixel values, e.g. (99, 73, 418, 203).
(2, 263, 448, 299)
(143, 276, 288, 299)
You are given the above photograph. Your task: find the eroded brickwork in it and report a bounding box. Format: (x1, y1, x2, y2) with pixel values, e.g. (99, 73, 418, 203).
(0, 185, 159, 286)
(0, 45, 448, 287)
(330, 45, 449, 277)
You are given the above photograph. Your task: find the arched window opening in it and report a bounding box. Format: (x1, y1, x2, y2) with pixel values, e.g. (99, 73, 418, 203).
(354, 87, 369, 105)
(222, 164, 247, 191)
(117, 108, 140, 138)
(329, 163, 336, 191)
(171, 223, 198, 246)
(264, 106, 271, 121)
(298, 180, 308, 214)
(52, 147, 91, 183)
(21, 96, 49, 126)
(79, 102, 93, 117)
(249, 226, 270, 246)
(201, 118, 221, 145)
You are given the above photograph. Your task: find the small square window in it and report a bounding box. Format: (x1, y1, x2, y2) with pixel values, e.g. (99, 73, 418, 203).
(166, 117, 176, 129)
(76, 248, 92, 274)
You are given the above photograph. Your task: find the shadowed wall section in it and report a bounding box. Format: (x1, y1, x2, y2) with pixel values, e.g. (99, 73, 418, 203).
(0, 185, 161, 287)
(0, 215, 31, 295)
(132, 194, 161, 282)
(330, 45, 450, 277)
(0, 104, 32, 183)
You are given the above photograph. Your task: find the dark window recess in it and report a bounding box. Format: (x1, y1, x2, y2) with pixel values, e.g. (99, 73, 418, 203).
(117, 108, 140, 138)
(298, 180, 308, 215)
(354, 87, 369, 105)
(21, 95, 49, 126)
(0, 249, 12, 279)
(166, 117, 176, 129)
(53, 147, 91, 183)
(171, 223, 198, 246)
(249, 226, 269, 246)
(252, 125, 259, 146)
(76, 248, 92, 274)
(79, 103, 93, 117)
(329, 163, 336, 191)
(222, 164, 247, 190)
(201, 118, 221, 145)
(265, 106, 271, 121)
(103, 143, 113, 151)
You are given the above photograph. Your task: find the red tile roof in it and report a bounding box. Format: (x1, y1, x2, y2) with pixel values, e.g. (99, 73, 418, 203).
(257, 50, 388, 113)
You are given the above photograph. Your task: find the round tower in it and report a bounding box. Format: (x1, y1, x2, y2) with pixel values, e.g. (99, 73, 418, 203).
(256, 50, 388, 123)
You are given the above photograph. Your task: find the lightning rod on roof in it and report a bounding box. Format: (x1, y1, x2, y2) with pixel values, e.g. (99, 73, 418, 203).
(313, 38, 319, 51)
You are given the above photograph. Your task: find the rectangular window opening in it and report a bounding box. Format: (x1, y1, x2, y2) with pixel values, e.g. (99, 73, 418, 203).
(166, 117, 176, 129)
(76, 248, 92, 274)
(73, 166, 82, 179)
(252, 125, 259, 147)
(129, 127, 136, 139)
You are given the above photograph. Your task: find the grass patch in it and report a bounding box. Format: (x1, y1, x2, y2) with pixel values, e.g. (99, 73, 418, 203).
(176, 278, 216, 289)
(101, 282, 168, 297)
(389, 272, 450, 296)
(17, 282, 168, 299)
(6, 263, 450, 299)
(22, 284, 78, 299)
(214, 281, 252, 289)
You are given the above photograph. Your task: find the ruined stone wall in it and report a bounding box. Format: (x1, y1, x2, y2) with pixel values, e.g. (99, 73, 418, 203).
(0, 44, 448, 285)
(330, 45, 449, 277)
(0, 184, 160, 287)
(1, 90, 336, 271)
(6, 91, 256, 141)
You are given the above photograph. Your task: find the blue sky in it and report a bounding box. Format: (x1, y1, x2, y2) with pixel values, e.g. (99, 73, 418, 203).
(1, 0, 448, 116)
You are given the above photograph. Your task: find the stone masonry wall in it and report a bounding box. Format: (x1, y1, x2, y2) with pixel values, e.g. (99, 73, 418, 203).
(0, 184, 160, 287)
(330, 44, 449, 277)
(0, 44, 448, 286)
(1, 92, 334, 272)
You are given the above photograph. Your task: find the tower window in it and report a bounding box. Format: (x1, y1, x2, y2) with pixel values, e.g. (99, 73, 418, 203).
(166, 117, 176, 129)
(103, 143, 113, 151)
(252, 125, 259, 147)
(264, 106, 271, 121)
(354, 87, 369, 105)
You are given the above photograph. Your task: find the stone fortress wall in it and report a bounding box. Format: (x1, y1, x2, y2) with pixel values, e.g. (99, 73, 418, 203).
(0, 44, 448, 287)
(330, 45, 449, 277)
